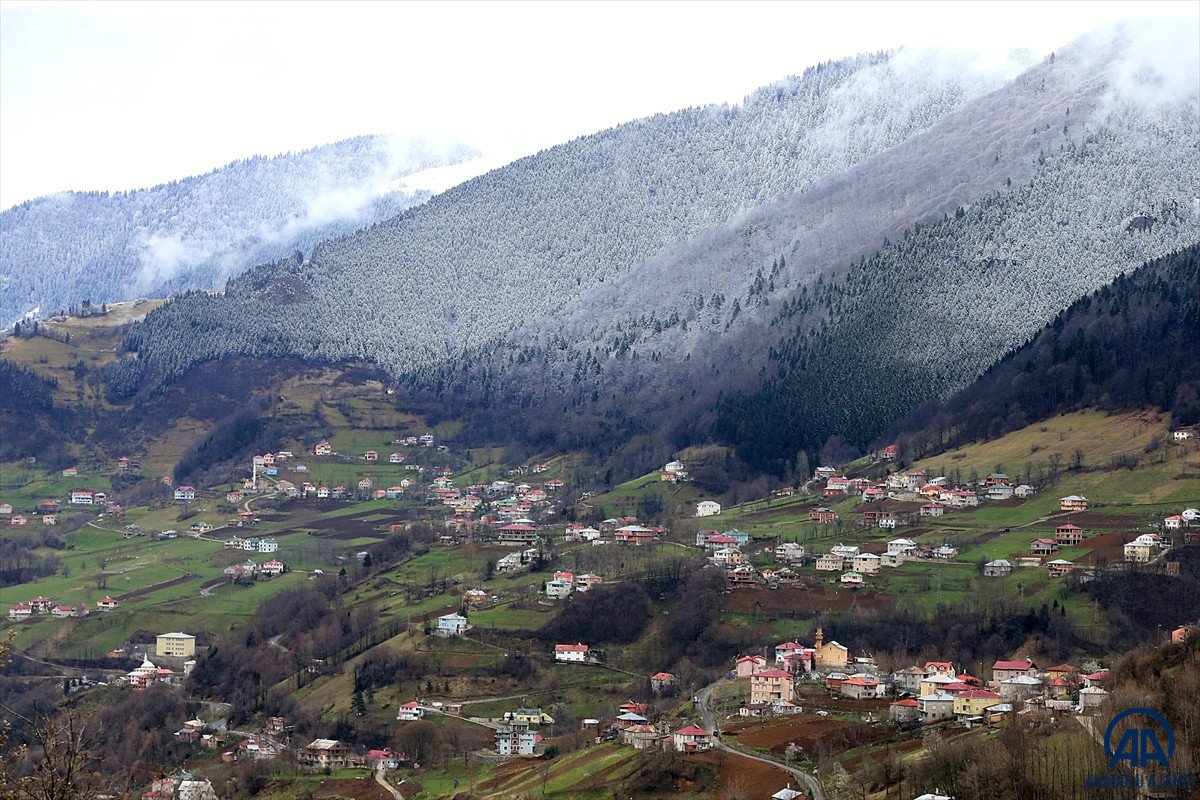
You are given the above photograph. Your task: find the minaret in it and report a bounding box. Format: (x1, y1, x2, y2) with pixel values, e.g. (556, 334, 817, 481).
(815, 627, 824, 651)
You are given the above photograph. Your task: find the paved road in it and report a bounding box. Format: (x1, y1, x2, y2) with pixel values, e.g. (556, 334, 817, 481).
(696, 682, 825, 800)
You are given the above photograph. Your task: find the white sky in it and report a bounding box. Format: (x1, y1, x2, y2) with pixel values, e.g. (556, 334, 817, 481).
(1, 0, 1196, 210)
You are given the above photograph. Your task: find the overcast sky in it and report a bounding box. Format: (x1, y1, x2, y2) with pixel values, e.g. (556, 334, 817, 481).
(1, 0, 1196, 210)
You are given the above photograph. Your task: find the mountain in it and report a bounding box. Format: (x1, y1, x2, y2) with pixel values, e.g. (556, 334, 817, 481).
(880, 243, 1200, 462)
(120, 24, 1199, 479)
(121, 47, 1032, 375)
(0, 135, 479, 326)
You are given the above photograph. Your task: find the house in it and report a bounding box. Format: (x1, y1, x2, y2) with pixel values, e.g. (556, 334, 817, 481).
(69, 490, 94, 505)
(750, 669, 794, 704)
(1014, 484, 1036, 498)
(712, 547, 745, 566)
(920, 673, 959, 696)
(156, 632, 197, 657)
(893, 666, 927, 692)
(436, 613, 470, 636)
(920, 503, 944, 517)
(983, 559, 1013, 577)
(651, 671, 675, 691)
(991, 657, 1037, 685)
(96, 597, 119, 611)
(670, 725, 712, 753)
(1059, 495, 1089, 512)
(1171, 429, 1194, 441)
(1123, 535, 1157, 563)
(495, 720, 538, 756)
(954, 689, 1003, 718)
(1046, 559, 1074, 578)
(314, 441, 332, 455)
(918, 692, 956, 722)
(363, 450, 378, 462)
(879, 444, 899, 462)
(881, 553, 905, 568)
(174, 486, 196, 503)
(366, 749, 405, 769)
(933, 543, 959, 560)
(575, 573, 603, 591)
(397, 701, 425, 721)
(987, 485, 1014, 500)
(1055, 523, 1084, 545)
(831, 544, 859, 559)
(28, 597, 53, 613)
(1080, 686, 1110, 711)
(544, 579, 573, 600)
(1030, 538, 1059, 556)
(696, 500, 722, 517)
(813, 628, 849, 668)
(615, 525, 656, 545)
(999, 675, 1042, 701)
(809, 507, 839, 524)
(852, 553, 881, 574)
(815, 554, 843, 571)
(10, 516, 28, 526)
(775, 642, 807, 664)
(840, 675, 883, 699)
(506, 707, 554, 726)
(735, 654, 768, 677)
(985, 473, 1013, 487)
(8, 603, 32, 621)
(862, 486, 886, 503)
(840, 571, 864, 587)
(260, 559, 285, 577)
(61, 467, 78, 477)
(300, 739, 351, 770)
(554, 643, 589, 663)
(890, 697, 920, 722)
(774, 543, 805, 562)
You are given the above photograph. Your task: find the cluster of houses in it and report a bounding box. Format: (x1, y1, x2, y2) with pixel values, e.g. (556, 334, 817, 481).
(0, 498, 64, 526)
(730, 629, 1123, 726)
(297, 738, 405, 771)
(222, 558, 286, 582)
(543, 570, 604, 599)
(8, 594, 122, 620)
(138, 774, 220, 800)
(221, 535, 279, 553)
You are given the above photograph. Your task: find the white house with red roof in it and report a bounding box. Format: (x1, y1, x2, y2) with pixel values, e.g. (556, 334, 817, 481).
(174, 486, 196, 503)
(775, 642, 806, 664)
(8, 603, 32, 620)
(96, 597, 120, 611)
(651, 672, 675, 690)
(554, 643, 589, 663)
(396, 701, 425, 721)
(670, 725, 712, 752)
(69, 490, 94, 505)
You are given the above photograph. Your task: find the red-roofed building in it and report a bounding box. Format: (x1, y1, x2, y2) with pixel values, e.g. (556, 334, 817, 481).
(1055, 524, 1084, 545)
(554, 643, 589, 663)
(671, 726, 712, 752)
(735, 654, 768, 677)
(651, 672, 675, 691)
(889, 698, 920, 722)
(750, 669, 794, 704)
(992, 658, 1037, 685)
(840, 675, 883, 699)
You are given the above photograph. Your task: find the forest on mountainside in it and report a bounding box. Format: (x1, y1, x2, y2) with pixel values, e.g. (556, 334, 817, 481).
(881, 243, 1200, 462)
(0, 135, 474, 325)
(121, 49, 1023, 381)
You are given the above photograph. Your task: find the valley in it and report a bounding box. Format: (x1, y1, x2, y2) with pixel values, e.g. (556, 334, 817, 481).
(2, 306, 1199, 799)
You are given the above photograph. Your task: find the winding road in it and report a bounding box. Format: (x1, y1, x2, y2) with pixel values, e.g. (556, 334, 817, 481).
(696, 682, 825, 800)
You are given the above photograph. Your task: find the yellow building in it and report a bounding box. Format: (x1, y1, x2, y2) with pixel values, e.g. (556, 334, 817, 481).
(156, 632, 197, 658)
(749, 669, 794, 705)
(952, 689, 1003, 717)
(814, 628, 849, 668)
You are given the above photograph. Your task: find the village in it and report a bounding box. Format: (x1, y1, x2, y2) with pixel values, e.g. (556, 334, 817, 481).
(1, 409, 1198, 800)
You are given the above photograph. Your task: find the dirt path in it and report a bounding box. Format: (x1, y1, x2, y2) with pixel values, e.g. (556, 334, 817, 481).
(374, 767, 405, 800)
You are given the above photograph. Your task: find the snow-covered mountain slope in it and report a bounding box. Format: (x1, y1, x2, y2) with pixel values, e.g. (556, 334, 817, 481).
(0, 135, 478, 325)
(121, 23, 1198, 477)
(124, 47, 1032, 377)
